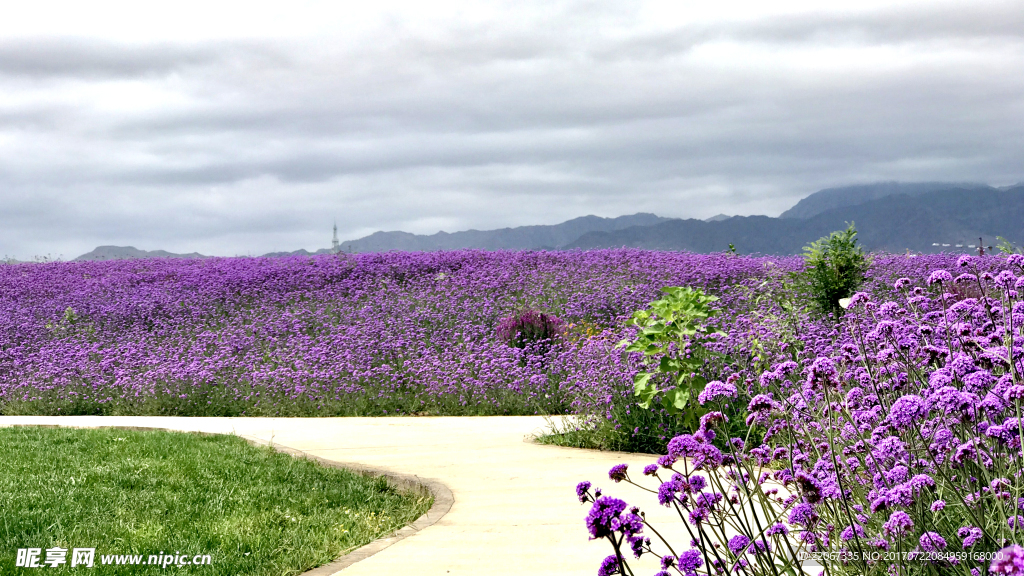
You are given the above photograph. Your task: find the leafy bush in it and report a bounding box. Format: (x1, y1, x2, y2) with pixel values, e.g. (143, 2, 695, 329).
(618, 287, 728, 431)
(997, 236, 1024, 255)
(802, 223, 870, 317)
(577, 255, 1024, 576)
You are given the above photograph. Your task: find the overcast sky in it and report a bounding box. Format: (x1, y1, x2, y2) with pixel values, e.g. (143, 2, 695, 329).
(1, 0, 1022, 258)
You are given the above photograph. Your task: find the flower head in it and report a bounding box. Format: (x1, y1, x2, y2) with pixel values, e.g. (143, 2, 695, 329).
(586, 496, 628, 539)
(728, 534, 750, 555)
(576, 481, 591, 503)
(883, 511, 913, 537)
(597, 555, 620, 576)
(920, 532, 947, 552)
(608, 464, 628, 483)
(888, 394, 926, 430)
(991, 545, 1024, 575)
(698, 380, 737, 405)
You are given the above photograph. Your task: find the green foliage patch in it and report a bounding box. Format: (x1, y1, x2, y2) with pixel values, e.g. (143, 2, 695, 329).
(0, 426, 431, 575)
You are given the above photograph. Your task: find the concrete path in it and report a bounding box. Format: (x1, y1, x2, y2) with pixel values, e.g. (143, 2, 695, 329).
(0, 416, 691, 576)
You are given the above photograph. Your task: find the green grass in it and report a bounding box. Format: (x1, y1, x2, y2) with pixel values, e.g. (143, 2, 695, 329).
(534, 402, 692, 454)
(0, 426, 432, 575)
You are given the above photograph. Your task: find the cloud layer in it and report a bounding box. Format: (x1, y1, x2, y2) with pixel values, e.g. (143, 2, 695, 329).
(1, 0, 1022, 258)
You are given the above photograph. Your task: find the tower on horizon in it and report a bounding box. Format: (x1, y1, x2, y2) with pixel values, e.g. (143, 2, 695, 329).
(331, 221, 340, 252)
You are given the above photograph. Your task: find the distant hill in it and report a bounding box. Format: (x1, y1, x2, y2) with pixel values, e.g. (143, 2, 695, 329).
(306, 213, 670, 254)
(569, 186, 1024, 254)
(68, 182, 1024, 260)
(75, 246, 210, 261)
(779, 182, 994, 219)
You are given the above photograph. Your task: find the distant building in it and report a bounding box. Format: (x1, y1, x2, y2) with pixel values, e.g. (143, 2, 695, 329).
(332, 222, 340, 253)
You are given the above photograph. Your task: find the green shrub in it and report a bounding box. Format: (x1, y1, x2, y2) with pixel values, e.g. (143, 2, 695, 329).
(801, 223, 870, 317)
(617, 286, 726, 431)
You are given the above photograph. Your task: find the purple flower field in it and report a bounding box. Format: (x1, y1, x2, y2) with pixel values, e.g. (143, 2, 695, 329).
(577, 253, 1024, 576)
(0, 249, 791, 416)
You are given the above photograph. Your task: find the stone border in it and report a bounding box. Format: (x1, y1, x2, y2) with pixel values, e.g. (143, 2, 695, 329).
(3, 424, 454, 576)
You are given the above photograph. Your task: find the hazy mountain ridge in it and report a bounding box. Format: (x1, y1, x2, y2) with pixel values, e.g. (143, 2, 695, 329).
(569, 186, 1024, 254)
(779, 182, 996, 219)
(332, 213, 670, 253)
(67, 182, 1024, 260)
(75, 245, 212, 261)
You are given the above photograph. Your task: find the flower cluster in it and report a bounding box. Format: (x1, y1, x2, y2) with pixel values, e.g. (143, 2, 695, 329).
(578, 254, 1024, 576)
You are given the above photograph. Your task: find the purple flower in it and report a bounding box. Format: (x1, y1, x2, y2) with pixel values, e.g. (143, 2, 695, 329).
(796, 472, 824, 504)
(887, 394, 926, 430)
(1009, 254, 1024, 267)
(928, 270, 953, 285)
(728, 534, 750, 555)
(678, 549, 702, 575)
(894, 277, 912, 290)
(700, 411, 728, 429)
(959, 526, 983, 548)
(747, 539, 771, 555)
(642, 464, 659, 476)
(586, 496, 628, 539)
(608, 464, 628, 483)
(597, 555, 620, 576)
(841, 524, 865, 541)
(883, 511, 913, 537)
(788, 503, 819, 527)
(576, 481, 591, 503)
(991, 545, 1024, 575)
(747, 394, 777, 412)
(657, 480, 680, 506)
(996, 271, 1018, 288)
(931, 500, 946, 512)
(920, 532, 947, 551)
(697, 380, 737, 404)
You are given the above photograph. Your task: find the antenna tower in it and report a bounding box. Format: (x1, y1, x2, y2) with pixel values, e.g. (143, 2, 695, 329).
(332, 221, 340, 252)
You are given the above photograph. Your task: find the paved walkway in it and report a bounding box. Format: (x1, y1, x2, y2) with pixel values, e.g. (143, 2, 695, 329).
(0, 416, 691, 576)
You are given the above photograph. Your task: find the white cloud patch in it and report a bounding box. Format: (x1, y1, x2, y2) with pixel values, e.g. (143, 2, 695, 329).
(0, 0, 1022, 258)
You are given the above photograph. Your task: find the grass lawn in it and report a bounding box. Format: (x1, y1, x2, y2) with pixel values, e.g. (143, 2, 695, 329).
(0, 426, 432, 575)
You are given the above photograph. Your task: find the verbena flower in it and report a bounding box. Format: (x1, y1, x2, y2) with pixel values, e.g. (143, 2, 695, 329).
(608, 464, 628, 483)
(991, 545, 1024, 575)
(883, 511, 913, 538)
(887, 394, 926, 430)
(697, 380, 737, 404)
(586, 496, 628, 539)
(597, 555, 619, 576)
(728, 534, 750, 555)
(920, 532, 947, 551)
(576, 481, 591, 503)
(677, 549, 702, 576)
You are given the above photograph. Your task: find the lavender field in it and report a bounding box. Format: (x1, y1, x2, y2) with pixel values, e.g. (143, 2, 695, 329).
(0, 250, 984, 421)
(574, 252, 1024, 576)
(0, 250, 789, 417)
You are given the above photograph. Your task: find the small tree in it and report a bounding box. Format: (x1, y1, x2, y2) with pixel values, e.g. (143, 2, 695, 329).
(618, 287, 725, 430)
(802, 223, 869, 317)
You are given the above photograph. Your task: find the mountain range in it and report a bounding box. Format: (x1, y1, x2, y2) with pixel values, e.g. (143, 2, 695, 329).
(71, 181, 1024, 260)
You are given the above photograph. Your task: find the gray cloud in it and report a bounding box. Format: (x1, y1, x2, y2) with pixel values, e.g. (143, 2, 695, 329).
(0, 0, 1022, 259)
